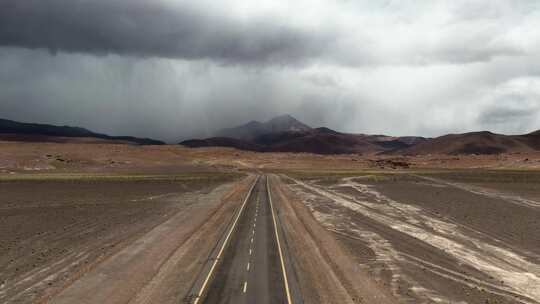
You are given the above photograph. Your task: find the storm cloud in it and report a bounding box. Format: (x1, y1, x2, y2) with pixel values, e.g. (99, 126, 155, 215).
(0, 0, 539, 142)
(0, 0, 332, 65)
(1, 0, 531, 66)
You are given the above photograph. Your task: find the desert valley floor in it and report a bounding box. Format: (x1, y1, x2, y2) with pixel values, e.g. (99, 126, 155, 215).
(1, 140, 540, 304)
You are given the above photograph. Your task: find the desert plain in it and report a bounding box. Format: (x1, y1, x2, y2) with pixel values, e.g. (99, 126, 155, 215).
(1, 138, 540, 304)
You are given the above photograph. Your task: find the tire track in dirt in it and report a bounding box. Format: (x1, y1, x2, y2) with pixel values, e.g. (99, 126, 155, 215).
(414, 175, 540, 210)
(286, 176, 540, 304)
(0, 178, 241, 304)
(271, 175, 398, 304)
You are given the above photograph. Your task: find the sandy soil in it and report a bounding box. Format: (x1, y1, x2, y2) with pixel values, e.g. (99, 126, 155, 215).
(269, 175, 397, 304)
(0, 141, 213, 174)
(282, 172, 540, 304)
(2, 139, 540, 175)
(0, 174, 246, 303)
(2, 140, 540, 304)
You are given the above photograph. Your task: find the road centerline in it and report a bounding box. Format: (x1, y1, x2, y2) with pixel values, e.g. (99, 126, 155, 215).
(199, 175, 295, 304)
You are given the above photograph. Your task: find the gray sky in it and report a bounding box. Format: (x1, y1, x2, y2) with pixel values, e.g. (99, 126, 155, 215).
(1, 0, 539, 142)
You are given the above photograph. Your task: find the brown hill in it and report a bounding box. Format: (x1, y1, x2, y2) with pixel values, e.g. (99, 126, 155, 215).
(398, 131, 540, 155)
(254, 128, 382, 154)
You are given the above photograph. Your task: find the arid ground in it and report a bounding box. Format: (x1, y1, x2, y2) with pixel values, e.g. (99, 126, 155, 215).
(1, 139, 540, 303)
(278, 170, 540, 304)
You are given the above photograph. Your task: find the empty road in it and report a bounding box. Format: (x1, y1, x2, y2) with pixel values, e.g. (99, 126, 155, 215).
(192, 175, 300, 304)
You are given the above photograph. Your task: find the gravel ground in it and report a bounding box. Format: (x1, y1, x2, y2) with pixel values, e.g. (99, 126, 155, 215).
(283, 171, 540, 304)
(0, 175, 240, 303)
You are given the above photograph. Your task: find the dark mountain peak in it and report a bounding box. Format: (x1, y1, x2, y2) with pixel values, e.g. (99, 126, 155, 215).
(267, 114, 311, 132)
(215, 114, 311, 140)
(190, 116, 435, 154)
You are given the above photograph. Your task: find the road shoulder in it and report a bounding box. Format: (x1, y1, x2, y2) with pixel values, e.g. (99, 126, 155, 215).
(269, 174, 398, 304)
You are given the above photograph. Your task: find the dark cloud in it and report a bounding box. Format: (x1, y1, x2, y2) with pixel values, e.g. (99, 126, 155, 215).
(0, 48, 336, 142)
(0, 1, 539, 141)
(1, 0, 526, 67)
(0, 0, 331, 65)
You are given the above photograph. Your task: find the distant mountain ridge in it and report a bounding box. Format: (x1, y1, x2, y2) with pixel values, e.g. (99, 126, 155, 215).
(5, 116, 538, 155)
(0, 118, 164, 145)
(182, 115, 427, 154)
(396, 130, 540, 155)
(182, 114, 540, 155)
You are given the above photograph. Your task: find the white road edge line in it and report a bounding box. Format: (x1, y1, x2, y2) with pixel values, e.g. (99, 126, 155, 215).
(267, 176, 293, 304)
(192, 176, 259, 304)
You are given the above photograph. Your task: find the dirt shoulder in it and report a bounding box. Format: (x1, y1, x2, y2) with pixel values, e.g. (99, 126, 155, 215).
(269, 174, 397, 304)
(47, 175, 255, 304)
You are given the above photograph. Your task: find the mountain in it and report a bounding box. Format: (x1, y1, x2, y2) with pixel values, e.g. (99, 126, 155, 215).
(182, 115, 424, 154)
(0, 118, 164, 145)
(397, 130, 540, 155)
(254, 128, 383, 154)
(215, 114, 312, 140)
(184, 114, 540, 155)
(182, 128, 377, 154)
(361, 135, 428, 150)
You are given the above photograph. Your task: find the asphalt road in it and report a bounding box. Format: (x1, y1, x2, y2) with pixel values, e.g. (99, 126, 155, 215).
(199, 176, 292, 304)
